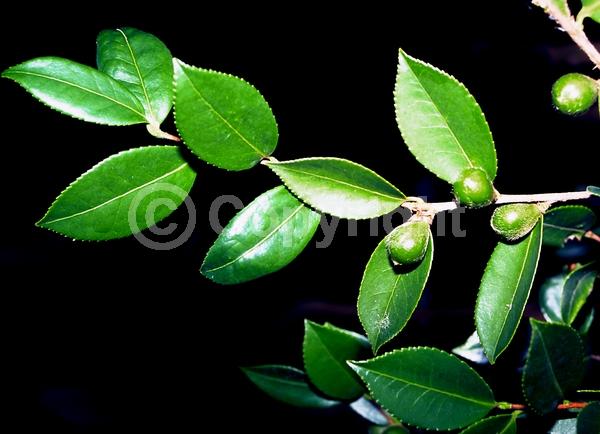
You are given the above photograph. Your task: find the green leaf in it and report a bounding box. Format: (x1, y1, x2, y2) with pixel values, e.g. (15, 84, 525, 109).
(452, 331, 489, 364)
(242, 365, 339, 408)
(349, 396, 388, 425)
(475, 220, 543, 363)
(549, 418, 577, 434)
(173, 59, 278, 170)
(2, 57, 146, 125)
(358, 233, 433, 353)
(459, 413, 519, 434)
(580, 0, 600, 24)
(265, 157, 405, 219)
(201, 186, 320, 284)
(37, 146, 196, 240)
(349, 348, 495, 430)
(588, 185, 600, 196)
(97, 27, 173, 125)
(522, 319, 585, 414)
(561, 263, 597, 325)
(544, 205, 596, 247)
(303, 321, 369, 400)
(539, 273, 568, 323)
(394, 50, 496, 183)
(577, 401, 600, 433)
(579, 307, 595, 336)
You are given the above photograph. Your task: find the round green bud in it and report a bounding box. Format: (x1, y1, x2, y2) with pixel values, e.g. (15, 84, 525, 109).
(491, 203, 545, 241)
(452, 168, 495, 208)
(386, 220, 430, 266)
(552, 73, 598, 115)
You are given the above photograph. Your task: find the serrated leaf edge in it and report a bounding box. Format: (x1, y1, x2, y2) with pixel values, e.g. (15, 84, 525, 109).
(265, 157, 405, 220)
(2, 56, 147, 126)
(394, 49, 497, 183)
(172, 58, 278, 171)
(36, 145, 193, 241)
(348, 346, 495, 431)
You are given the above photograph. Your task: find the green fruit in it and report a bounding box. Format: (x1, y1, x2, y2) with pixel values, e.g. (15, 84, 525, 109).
(386, 220, 430, 266)
(552, 73, 598, 115)
(452, 168, 495, 208)
(491, 203, 544, 241)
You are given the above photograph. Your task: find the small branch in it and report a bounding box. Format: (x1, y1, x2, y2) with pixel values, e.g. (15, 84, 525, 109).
(498, 402, 589, 411)
(405, 190, 592, 215)
(590, 354, 600, 362)
(557, 402, 589, 410)
(533, 0, 600, 70)
(146, 123, 181, 142)
(585, 231, 600, 244)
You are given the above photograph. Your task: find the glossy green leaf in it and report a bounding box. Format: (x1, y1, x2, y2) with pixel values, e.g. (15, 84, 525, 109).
(173, 59, 277, 170)
(578, 401, 600, 433)
(561, 263, 597, 325)
(540, 273, 568, 323)
(580, 0, 600, 24)
(358, 233, 433, 353)
(476, 220, 543, 363)
(97, 27, 173, 125)
(2, 57, 146, 125)
(349, 348, 495, 430)
(265, 157, 405, 219)
(452, 331, 489, 364)
(549, 418, 577, 434)
(394, 50, 496, 183)
(349, 396, 388, 425)
(588, 185, 600, 197)
(544, 206, 596, 247)
(201, 186, 320, 284)
(522, 319, 585, 414)
(303, 321, 369, 400)
(37, 146, 196, 240)
(459, 413, 519, 434)
(242, 365, 339, 408)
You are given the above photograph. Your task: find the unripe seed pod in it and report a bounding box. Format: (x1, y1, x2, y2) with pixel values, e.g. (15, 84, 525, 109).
(552, 73, 598, 116)
(386, 220, 430, 266)
(452, 168, 495, 208)
(491, 203, 545, 241)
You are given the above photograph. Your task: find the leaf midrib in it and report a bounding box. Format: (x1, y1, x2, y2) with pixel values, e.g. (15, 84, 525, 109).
(6, 69, 146, 119)
(360, 366, 493, 407)
(178, 66, 267, 157)
(402, 57, 475, 170)
(41, 163, 188, 225)
(544, 222, 586, 234)
(204, 204, 304, 273)
(272, 165, 404, 202)
(117, 28, 155, 122)
(490, 231, 535, 356)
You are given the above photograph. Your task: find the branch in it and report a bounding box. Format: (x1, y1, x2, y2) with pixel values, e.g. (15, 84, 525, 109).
(533, 0, 600, 70)
(146, 123, 181, 142)
(403, 190, 593, 214)
(498, 401, 589, 411)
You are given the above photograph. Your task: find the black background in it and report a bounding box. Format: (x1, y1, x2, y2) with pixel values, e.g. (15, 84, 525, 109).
(1, 2, 599, 433)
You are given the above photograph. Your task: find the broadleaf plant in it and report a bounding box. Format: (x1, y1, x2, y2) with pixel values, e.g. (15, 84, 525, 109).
(4, 4, 600, 431)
